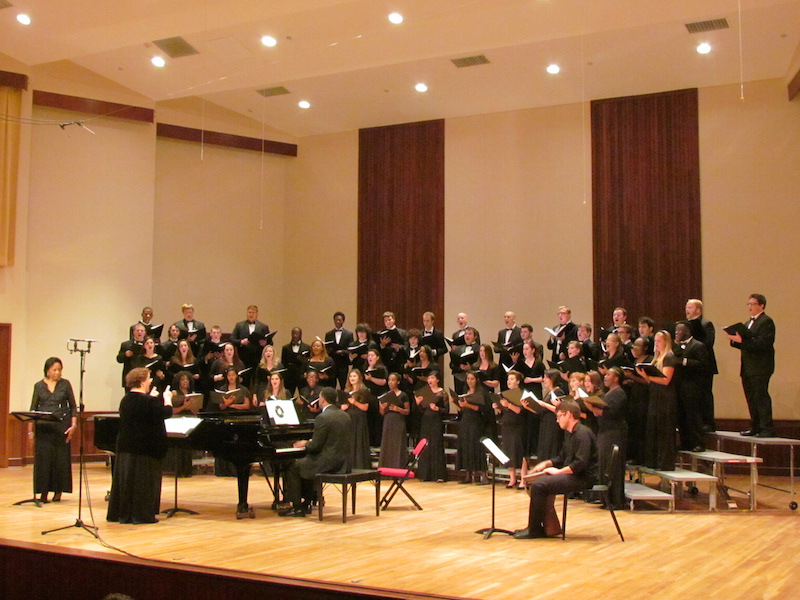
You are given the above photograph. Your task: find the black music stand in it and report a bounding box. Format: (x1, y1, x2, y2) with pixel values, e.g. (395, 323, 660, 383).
(475, 437, 515, 540)
(42, 339, 99, 538)
(161, 422, 202, 518)
(11, 411, 62, 508)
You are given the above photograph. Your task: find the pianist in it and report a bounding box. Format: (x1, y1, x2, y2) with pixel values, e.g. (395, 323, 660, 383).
(279, 387, 353, 517)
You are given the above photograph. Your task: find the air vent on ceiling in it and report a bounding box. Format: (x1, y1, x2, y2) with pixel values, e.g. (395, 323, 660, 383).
(0, 1, 14, 9)
(685, 18, 729, 34)
(451, 54, 490, 68)
(256, 86, 291, 98)
(152, 36, 199, 59)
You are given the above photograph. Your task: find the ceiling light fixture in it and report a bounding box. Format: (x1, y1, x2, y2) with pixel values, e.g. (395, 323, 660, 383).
(696, 42, 712, 54)
(151, 56, 166, 68)
(261, 35, 277, 47)
(16, 14, 31, 25)
(298, 100, 311, 109)
(415, 83, 428, 93)
(546, 64, 560, 74)
(388, 12, 404, 25)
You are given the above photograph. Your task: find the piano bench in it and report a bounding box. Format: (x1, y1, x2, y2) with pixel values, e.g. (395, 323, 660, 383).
(315, 469, 381, 523)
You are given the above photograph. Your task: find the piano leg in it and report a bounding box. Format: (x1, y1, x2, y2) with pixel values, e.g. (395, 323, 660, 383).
(234, 461, 255, 519)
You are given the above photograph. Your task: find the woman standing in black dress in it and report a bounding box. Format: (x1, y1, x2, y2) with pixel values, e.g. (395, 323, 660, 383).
(348, 323, 377, 374)
(251, 345, 284, 404)
(29, 357, 76, 503)
(305, 338, 335, 387)
(342, 369, 372, 469)
(456, 371, 488, 485)
(363, 348, 388, 446)
(517, 340, 545, 460)
(494, 370, 527, 488)
(637, 330, 678, 471)
(414, 370, 448, 482)
(107, 367, 173, 524)
(588, 367, 628, 508)
(378, 373, 410, 468)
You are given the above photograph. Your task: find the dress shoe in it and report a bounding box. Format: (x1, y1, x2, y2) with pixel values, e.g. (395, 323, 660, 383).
(513, 528, 544, 539)
(757, 430, 776, 438)
(740, 429, 757, 437)
(278, 506, 306, 518)
(691, 446, 706, 453)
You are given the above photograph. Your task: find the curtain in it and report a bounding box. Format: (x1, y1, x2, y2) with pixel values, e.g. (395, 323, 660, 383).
(0, 84, 22, 267)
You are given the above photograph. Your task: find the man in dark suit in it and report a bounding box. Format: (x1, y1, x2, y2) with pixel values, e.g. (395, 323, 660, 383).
(173, 303, 207, 352)
(496, 311, 523, 369)
(324, 311, 353, 389)
(279, 387, 353, 517)
(281, 327, 311, 395)
(129, 306, 162, 342)
(686, 298, 718, 432)
(449, 326, 480, 394)
(673, 321, 711, 451)
(451, 312, 480, 347)
(727, 293, 776, 437)
(116, 323, 146, 388)
(577, 323, 601, 364)
(230, 305, 271, 371)
(546, 306, 579, 363)
(378, 311, 407, 373)
(421, 311, 448, 359)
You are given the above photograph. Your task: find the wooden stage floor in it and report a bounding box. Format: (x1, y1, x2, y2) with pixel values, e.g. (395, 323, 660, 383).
(1, 462, 798, 600)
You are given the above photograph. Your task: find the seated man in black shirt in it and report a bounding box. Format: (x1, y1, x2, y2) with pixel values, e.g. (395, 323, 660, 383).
(514, 399, 598, 539)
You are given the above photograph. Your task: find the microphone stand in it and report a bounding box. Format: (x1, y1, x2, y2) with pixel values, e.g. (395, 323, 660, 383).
(43, 339, 99, 538)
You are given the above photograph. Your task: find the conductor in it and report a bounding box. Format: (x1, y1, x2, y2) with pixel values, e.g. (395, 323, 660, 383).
(278, 387, 353, 517)
(514, 399, 597, 539)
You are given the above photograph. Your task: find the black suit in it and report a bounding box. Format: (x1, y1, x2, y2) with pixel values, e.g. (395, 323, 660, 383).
(281, 341, 311, 395)
(325, 327, 354, 389)
(230, 320, 271, 369)
(673, 338, 710, 450)
(496, 327, 523, 378)
(546, 322, 579, 363)
(731, 313, 776, 435)
(449, 343, 479, 395)
(451, 327, 481, 347)
(378, 327, 408, 373)
(116, 339, 144, 387)
(284, 404, 353, 509)
(174, 319, 207, 353)
(421, 328, 447, 359)
(688, 315, 718, 429)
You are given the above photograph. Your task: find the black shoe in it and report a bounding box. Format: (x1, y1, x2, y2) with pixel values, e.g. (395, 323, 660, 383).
(740, 429, 757, 437)
(278, 507, 306, 518)
(691, 446, 706, 453)
(513, 527, 544, 539)
(757, 430, 776, 438)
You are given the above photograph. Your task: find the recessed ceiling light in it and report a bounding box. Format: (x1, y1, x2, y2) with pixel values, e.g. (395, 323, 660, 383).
(151, 56, 166, 68)
(696, 42, 712, 54)
(388, 12, 404, 25)
(298, 100, 311, 109)
(415, 83, 428, 93)
(261, 35, 277, 47)
(16, 14, 31, 25)
(546, 64, 560, 74)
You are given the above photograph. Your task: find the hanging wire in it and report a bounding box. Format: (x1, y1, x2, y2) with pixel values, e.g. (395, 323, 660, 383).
(738, 0, 745, 100)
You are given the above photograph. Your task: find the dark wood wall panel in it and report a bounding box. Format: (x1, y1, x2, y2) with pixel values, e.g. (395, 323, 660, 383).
(32, 90, 154, 123)
(592, 89, 701, 330)
(0, 324, 10, 467)
(358, 120, 445, 331)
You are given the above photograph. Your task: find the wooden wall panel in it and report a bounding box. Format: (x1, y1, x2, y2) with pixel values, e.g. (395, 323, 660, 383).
(358, 120, 445, 331)
(0, 324, 10, 467)
(591, 89, 701, 330)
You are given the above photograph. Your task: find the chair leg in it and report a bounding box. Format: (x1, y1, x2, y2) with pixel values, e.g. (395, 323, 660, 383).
(317, 479, 323, 521)
(380, 481, 400, 510)
(396, 483, 423, 510)
(561, 494, 568, 540)
(351, 482, 357, 515)
(375, 478, 380, 516)
(341, 482, 348, 523)
(601, 489, 624, 541)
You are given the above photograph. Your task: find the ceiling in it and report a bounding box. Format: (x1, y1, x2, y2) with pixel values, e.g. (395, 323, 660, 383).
(1, 0, 799, 137)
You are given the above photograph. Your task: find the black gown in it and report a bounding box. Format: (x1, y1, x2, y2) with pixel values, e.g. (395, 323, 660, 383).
(536, 391, 564, 461)
(30, 379, 76, 495)
(517, 359, 545, 457)
(209, 387, 251, 477)
(644, 353, 678, 471)
(596, 386, 628, 507)
(343, 392, 372, 469)
(378, 391, 408, 468)
(500, 402, 526, 469)
(456, 391, 486, 471)
(416, 390, 448, 481)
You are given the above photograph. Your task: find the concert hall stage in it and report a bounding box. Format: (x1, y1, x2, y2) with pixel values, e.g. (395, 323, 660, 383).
(1, 463, 796, 600)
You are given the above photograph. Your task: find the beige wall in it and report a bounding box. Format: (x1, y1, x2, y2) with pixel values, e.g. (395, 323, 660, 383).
(3, 68, 799, 423)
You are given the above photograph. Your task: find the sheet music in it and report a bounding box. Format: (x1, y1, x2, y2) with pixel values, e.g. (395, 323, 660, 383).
(266, 399, 300, 425)
(165, 416, 203, 436)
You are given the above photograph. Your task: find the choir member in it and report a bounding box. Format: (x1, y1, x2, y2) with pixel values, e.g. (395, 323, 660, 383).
(598, 333, 631, 373)
(229, 305, 271, 376)
(29, 357, 76, 503)
(210, 366, 251, 476)
(116, 323, 145, 388)
(456, 371, 488, 485)
(257, 372, 289, 406)
(617, 324, 635, 360)
(378, 373, 410, 468)
(158, 324, 181, 362)
(414, 370, 449, 482)
(421, 311, 447, 358)
(496, 311, 523, 370)
(129, 306, 162, 342)
(305, 338, 335, 387)
(685, 298, 718, 432)
(513, 324, 544, 368)
(451, 312, 480, 347)
(449, 326, 479, 394)
(296, 370, 322, 421)
(494, 371, 528, 488)
(209, 342, 245, 389)
(546, 305, 579, 363)
(524, 369, 565, 462)
(637, 330, 678, 470)
(281, 327, 311, 395)
(638, 316, 656, 354)
(174, 303, 206, 351)
(473, 343, 502, 394)
(673, 321, 711, 452)
(558, 340, 592, 378)
(364, 348, 388, 447)
(107, 367, 173, 524)
(378, 311, 407, 372)
(623, 337, 652, 465)
(324, 311, 353, 389)
(577, 323, 601, 364)
(132, 336, 167, 393)
(252, 345, 285, 404)
(163, 370, 196, 477)
(516, 339, 545, 460)
(168, 339, 200, 388)
(348, 323, 377, 374)
(587, 367, 627, 509)
(342, 369, 372, 469)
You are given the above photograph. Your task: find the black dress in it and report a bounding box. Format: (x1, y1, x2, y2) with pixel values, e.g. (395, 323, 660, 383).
(644, 353, 678, 471)
(596, 386, 628, 507)
(378, 392, 408, 468)
(30, 379, 76, 495)
(517, 359, 545, 457)
(107, 391, 173, 524)
(162, 390, 195, 478)
(536, 391, 564, 461)
(344, 392, 372, 470)
(500, 402, 527, 468)
(456, 392, 486, 471)
(364, 365, 388, 447)
(416, 390, 448, 481)
(209, 386, 251, 477)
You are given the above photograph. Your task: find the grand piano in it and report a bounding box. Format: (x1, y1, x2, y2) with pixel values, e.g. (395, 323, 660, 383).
(93, 411, 314, 518)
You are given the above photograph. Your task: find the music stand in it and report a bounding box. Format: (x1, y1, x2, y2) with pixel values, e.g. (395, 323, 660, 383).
(11, 411, 62, 507)
(42, 339, 99, 538)
(162, 417, 203, 518)
(475, 437, 515, 540)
